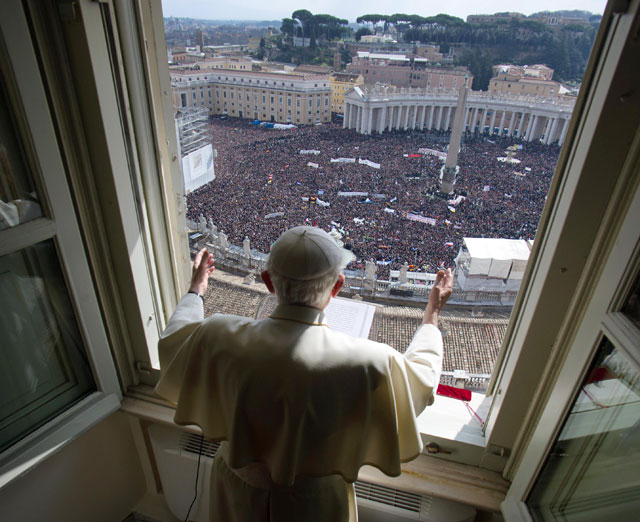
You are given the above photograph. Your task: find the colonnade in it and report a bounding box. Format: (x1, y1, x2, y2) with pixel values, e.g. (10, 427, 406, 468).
(343, 90, 574, 146)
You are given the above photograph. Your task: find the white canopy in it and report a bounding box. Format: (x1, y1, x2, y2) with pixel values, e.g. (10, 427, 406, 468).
(464, 238, 531, 280)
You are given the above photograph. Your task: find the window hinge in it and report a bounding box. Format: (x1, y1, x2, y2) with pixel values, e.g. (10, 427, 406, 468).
(135, 360, 153, 376)
(425, 442, 453, 455)
(488, 444, 507, 457)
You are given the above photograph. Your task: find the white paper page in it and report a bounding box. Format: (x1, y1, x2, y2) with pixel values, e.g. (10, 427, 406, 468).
(324, 297, 376, 339)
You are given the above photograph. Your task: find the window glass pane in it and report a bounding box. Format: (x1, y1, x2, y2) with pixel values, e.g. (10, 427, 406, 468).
(0, 72, 43, 230)
(0, 240, 96, 452)
(526, 337, 640, 521)
(622, 273, 640, 328)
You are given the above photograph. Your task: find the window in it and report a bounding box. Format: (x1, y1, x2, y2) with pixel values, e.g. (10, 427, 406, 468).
(502, 7, 640, 517)
(4, 0, 634, 509)
(0, 0, 121, 480)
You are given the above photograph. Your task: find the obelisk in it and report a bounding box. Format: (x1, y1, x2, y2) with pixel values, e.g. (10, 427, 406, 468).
(440, 74, 469, 194)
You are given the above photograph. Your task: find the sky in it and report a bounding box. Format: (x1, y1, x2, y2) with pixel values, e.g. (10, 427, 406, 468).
(160, 0, 608, 23)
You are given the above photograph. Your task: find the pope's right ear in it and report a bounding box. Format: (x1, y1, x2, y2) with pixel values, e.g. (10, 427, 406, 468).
(261, 270, 275, 294)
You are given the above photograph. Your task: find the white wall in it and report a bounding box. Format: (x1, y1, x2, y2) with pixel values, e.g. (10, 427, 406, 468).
(0, 412, 146, 522)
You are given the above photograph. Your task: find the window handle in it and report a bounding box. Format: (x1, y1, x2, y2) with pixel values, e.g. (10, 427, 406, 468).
(425, 442, 452, 455)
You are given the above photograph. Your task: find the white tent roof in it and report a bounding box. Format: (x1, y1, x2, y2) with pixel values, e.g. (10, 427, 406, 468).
(464, 238, 531, 280)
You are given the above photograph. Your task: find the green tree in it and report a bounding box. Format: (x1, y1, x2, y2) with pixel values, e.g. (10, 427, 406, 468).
(355, 27, 373, 41)
(280, 17, 297, 44)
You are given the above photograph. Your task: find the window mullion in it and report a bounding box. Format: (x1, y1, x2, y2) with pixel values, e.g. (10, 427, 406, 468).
(0, 219, 56, 257)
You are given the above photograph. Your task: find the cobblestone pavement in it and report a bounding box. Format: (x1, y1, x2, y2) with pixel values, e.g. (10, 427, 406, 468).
(204, 269, 510, 375)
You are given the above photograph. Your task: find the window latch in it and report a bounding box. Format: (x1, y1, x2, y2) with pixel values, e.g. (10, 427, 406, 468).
(425, 442, 452, 455)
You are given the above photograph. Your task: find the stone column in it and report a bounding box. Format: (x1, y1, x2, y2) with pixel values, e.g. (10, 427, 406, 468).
(526, 114, 537, 141)
(547, 117, 559, 144)
(379, 106, 387, 133)
(440, 106, 447, 130)
(355, 105, 361, 133)
(428, 104, 435, 130)
(517, 112, 527, 137)
(411, 105, 418, 130)
(490, 110, 497, 134)
(445, 106, 452, 131)
(471, 107, 478, 131)
(403, 105, 410, 130)
(367, 107, 373, 135)
(499, 110, 506, 135)
(343, 103, 349, 129)
(508, 111, 517, 136)
(420, 104, 427, 129)
(558, 118, 569, 147)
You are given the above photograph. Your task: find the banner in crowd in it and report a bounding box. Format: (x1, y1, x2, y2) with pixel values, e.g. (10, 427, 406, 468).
(338, 191, 368, 197)
(448, 195, 466, 206)
(299, 150, 320, 155)
(406, 213, 436, 225)
(497, 156, 521, 164)
(353, 217, 365, 224)
(358, 158, 381, 169)
(316, 198, 330, 207)
(403, 153, 422, 158)
(384, 208, 395, 214)
(181, 143, 215, 193)
(264, 212, 284, 219)
(418, 148, 447, 160)
(330, 158, 356, 163)
(483, 185, 491, 192)
(307, 162, 319, 168)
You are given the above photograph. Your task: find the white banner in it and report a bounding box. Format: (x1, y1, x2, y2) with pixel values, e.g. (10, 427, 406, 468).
(307, 162, 319, 168)
(406, 213, 436, 225)
(418, 148, 447, 160)
(330, 158, 356, 163)
(447, 195, 466, 206)
(338, 191, 368, 197)
(316, 198, 330, 207)
(264, 212, 284, 219)
(181, 143, 215, 193)
(300, 149, 321, 155)
(358, 158, 381, 169)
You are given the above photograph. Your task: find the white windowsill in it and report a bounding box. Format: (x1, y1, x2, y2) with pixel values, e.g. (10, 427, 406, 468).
(121, 391, 508, 513)
(0, 392, 121, 491)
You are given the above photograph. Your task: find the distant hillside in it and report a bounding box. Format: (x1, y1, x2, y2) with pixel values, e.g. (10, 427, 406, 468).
(401, 14, 598, 87)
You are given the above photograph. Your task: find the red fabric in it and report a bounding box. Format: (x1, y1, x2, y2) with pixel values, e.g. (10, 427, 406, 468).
(437, 384, 472, 402)
(585, 366, 615, 385)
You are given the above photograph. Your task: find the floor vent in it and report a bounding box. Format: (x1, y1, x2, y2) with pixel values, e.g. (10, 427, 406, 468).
(179, 432, 220, 459)
(355, 480, 429, 515)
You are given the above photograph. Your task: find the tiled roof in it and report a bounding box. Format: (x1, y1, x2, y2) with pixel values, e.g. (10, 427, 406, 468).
(203, 269, 509, 376)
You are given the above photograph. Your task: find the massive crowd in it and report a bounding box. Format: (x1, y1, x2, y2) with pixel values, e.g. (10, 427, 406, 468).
(186, 119, 560, 278)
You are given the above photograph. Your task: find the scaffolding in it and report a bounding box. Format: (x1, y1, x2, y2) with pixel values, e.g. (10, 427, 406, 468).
(175, 107, 210, 157)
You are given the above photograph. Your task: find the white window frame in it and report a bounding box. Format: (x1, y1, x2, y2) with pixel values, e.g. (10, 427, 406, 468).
(0, 0, 121, 488)
(17, 0, 634, 486)
(502, 2, 640, 517)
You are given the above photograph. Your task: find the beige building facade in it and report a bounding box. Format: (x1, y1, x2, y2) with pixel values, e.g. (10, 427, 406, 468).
(343, 84, 574, 146)
(489, 64, 562, 97)
(330, 72, 364, 114)
(346, 55, 471, 90)
(171, 69, 332, 124)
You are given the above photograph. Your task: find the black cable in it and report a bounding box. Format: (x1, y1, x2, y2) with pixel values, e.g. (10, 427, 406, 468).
(183, 434, 204, 522)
